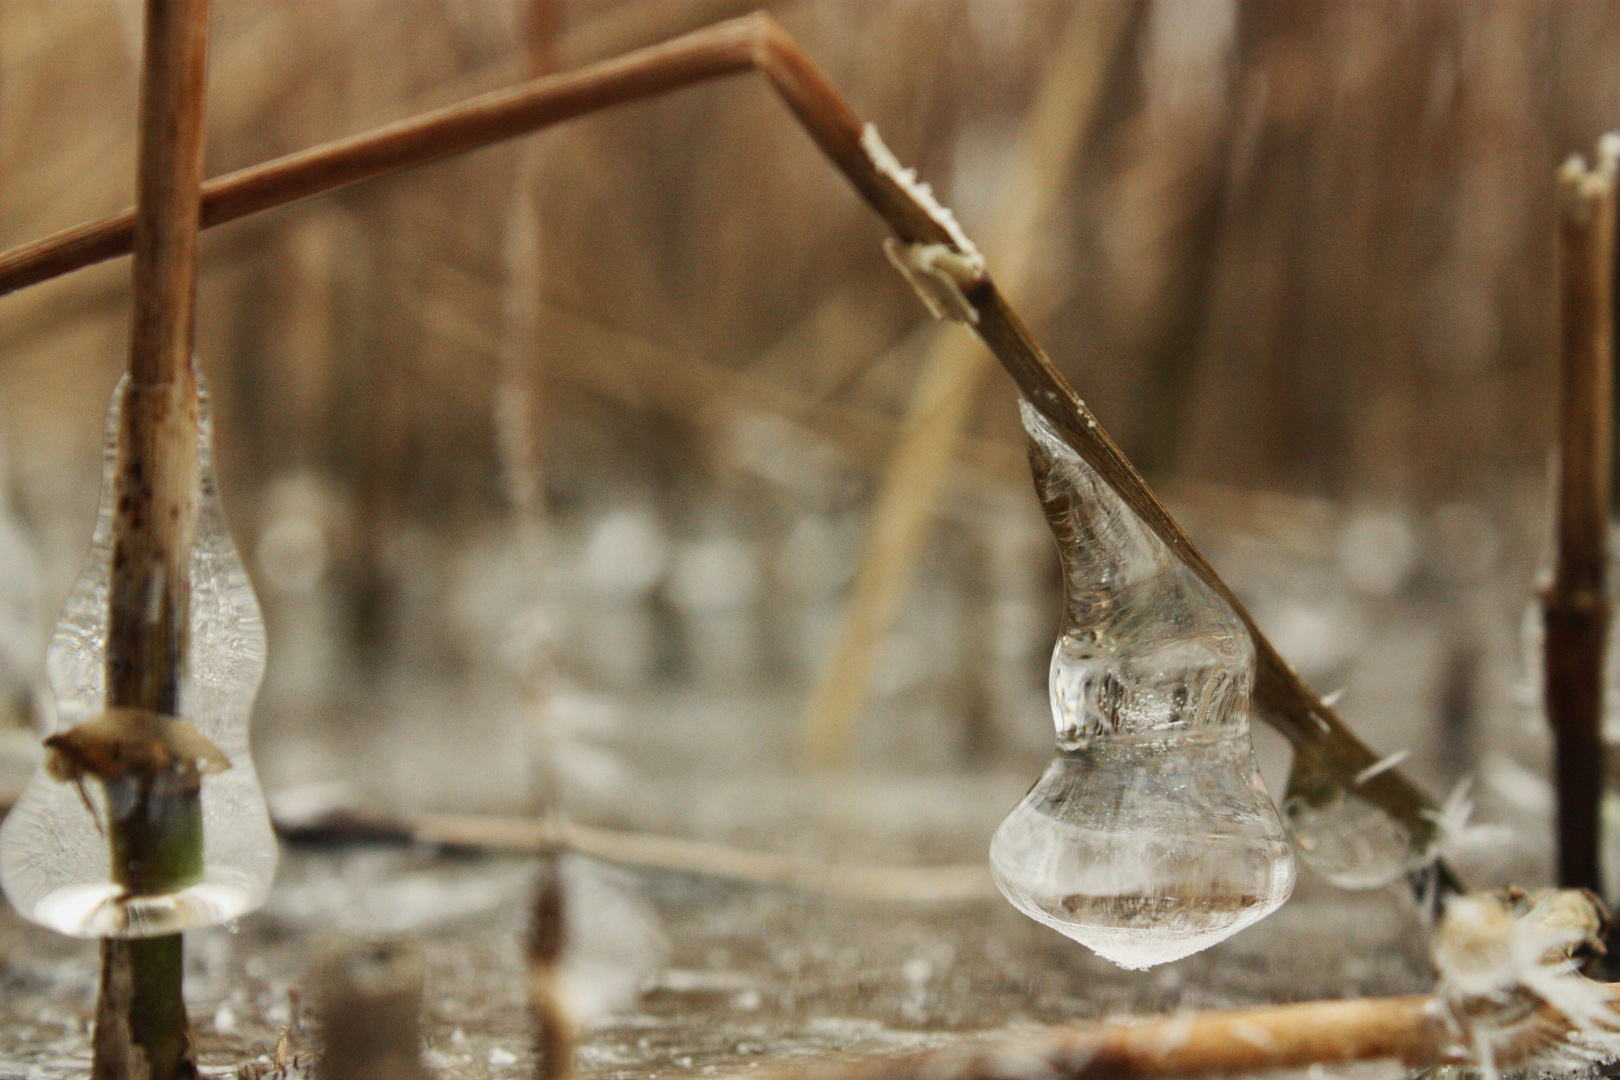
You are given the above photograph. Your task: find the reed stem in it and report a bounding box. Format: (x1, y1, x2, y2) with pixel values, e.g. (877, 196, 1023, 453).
(93, 0, 212, 1076)
(1544, 149, 1616, 894)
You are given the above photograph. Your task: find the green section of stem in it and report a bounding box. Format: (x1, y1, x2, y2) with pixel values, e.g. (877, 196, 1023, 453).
(94, 935, 195, 1080)
(126, 936, 190, 1076)
(92, 771, 203, 1079)
(106, 772, 205, 896)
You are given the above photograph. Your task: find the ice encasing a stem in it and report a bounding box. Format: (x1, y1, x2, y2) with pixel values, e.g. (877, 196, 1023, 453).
(0, 375, 276, 937)
(1279, 756, 1425, 889)
(989, 401, 1294, 970)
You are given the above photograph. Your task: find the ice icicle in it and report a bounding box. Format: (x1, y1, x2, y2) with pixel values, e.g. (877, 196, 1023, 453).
(989, 400, 1294, 969)
(0, 375, 277, 937)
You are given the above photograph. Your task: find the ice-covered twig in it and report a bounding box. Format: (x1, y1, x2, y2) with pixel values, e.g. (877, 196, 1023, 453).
(0, 10, 1448, 879)
(93, 0, 214, 1076)
(712, 895, 1620, 1080)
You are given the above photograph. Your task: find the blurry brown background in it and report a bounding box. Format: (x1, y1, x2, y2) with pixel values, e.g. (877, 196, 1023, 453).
(0, 1, 1609, 875)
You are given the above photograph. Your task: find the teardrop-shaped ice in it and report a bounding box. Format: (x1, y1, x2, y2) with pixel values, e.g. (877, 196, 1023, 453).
(0, 374, 277, 937)
(989, 400, 1294, 968)
(992, 734, 1296, 969)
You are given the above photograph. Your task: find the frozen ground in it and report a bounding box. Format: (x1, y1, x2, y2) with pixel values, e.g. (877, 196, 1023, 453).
(0, 812, 1444, 1079)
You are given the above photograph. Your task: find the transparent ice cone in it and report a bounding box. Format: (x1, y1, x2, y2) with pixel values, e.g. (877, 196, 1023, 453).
(0, 375, 277, 937)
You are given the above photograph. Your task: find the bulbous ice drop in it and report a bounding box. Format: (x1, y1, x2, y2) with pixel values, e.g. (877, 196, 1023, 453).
(990, 401, 1294, 968)
(0, 375, 277, 937)
(991, 735, 1296, 969)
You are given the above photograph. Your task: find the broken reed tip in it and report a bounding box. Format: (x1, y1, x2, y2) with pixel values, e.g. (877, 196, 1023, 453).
(1559, 153, 1615, 221)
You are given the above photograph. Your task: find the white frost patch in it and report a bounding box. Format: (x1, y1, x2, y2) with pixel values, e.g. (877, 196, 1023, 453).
(861, 123, 983, 260)
(1432, 890, 1620, 1080)
(862, 123, 989, 324)
(1352, 748, 1410, 786)
(883, 239, 985, 324)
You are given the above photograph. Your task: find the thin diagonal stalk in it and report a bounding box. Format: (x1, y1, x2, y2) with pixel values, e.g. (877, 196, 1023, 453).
(802, 0, 1132, 767)
(0, 11, 1445, 866)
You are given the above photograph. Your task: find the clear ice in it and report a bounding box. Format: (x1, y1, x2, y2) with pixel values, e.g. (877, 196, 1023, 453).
(989, 400, 1294, 970)
(0, 375, 277, 938)
(1280, 761, 1425, 890)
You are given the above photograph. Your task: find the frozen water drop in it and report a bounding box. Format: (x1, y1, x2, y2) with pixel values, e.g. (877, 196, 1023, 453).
(989, 401, 1294, 968)
(1281, 759, 1424, 889)
(0, 374, 277, 937)
(991, 733, 1294, 969)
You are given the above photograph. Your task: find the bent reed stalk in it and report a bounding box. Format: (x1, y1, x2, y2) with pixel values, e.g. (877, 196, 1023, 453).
(0, 11, 1447, 877)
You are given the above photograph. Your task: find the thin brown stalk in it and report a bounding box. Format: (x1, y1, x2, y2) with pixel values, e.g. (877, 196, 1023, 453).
(802, 0, 1131, 766)
(274, 804, 995, 903)
(1544, 149, 1616, 894)
(0, 11, 1444, 859)
(90, 1, 213, 1077)
(528, 852, 574, 1080)
(0, 18, 763, 297)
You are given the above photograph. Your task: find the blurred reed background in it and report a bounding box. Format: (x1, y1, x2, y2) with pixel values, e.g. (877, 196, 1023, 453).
(0, 0, 1614, 880)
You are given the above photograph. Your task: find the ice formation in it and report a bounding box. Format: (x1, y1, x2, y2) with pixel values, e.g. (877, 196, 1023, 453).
(1280, 757, 1428, 889)
(860, 123, 984, 262)
(1432, 889, 1620, 1080)
(0, 375, 277, 937)
(989, 400, 1294, 970)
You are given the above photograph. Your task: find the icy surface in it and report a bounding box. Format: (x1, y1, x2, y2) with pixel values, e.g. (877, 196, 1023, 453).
(0, 375, 277, 937)
(0, 841, 1432, 1080)
(990, 401, 1293, 968)
(992, 733, 1296, 970)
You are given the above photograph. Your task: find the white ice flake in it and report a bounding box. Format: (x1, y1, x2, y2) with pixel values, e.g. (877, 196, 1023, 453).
(1423, 779, 1516, 860)
(1353, 749, 1410, 786)
(861, 123, 983, 261)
